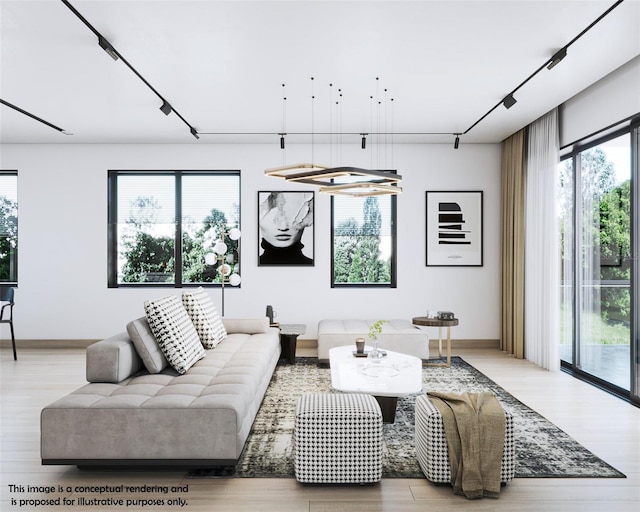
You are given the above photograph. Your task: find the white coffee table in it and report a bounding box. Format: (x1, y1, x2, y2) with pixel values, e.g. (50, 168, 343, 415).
(329, 345, 423, 423)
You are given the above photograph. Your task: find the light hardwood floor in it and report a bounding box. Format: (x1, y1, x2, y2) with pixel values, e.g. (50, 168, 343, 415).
(1, 346, 639, 511)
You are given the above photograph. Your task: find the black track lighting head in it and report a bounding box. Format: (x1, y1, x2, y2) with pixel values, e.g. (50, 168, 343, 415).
(502, 94, 517, 109)
(190, 127, 199, 140)
(159, 101, 172, 115)
(361, 134, 367, 149)
(454, 135, 460, 149)
(280, 134, 285, 149)
(547, 47, 568, 70)
(97, 35, 119, 61)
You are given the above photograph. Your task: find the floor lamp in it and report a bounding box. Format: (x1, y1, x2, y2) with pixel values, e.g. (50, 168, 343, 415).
(205, 227, 241, 317)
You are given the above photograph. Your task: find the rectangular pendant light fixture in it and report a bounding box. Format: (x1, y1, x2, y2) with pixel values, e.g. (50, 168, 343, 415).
(283, 167, 402, 187)
(319, 182, 402, 197)
(264, 163, 329, 179)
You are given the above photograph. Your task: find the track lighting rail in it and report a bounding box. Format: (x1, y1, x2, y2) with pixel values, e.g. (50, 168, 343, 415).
(60, 0, 199, 139)
(0, 98, 72, 135)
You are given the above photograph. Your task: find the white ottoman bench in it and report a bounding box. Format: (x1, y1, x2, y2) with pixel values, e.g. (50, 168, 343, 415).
(317, 319, 429, 362)
(414, 394, 516, 484)
(294, 393, 383, 484)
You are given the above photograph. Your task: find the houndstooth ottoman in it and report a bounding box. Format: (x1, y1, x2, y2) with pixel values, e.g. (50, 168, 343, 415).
(294, 393, 383, 484)
(414, 394, 516, 484)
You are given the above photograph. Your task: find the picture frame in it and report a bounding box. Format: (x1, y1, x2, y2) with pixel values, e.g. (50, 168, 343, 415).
(426, 190, 483, 266)
(258, 190, 315, 266)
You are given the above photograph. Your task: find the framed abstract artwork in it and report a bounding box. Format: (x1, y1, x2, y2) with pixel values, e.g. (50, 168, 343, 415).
(258, 191, 315, 266)
(426, 190, 483, 266)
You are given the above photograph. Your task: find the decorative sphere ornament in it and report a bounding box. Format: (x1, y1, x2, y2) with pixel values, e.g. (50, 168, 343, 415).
(228, 228, 241, 241)
(218, 263, 231, 276)
(228, 273, 241, 286)
(213, 241, 227, 255)
(205, 253, 217, 265)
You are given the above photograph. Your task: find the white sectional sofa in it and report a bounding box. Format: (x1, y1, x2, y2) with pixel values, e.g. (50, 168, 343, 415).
(317, 319, 429, 362)
(41, 291, 280, 468)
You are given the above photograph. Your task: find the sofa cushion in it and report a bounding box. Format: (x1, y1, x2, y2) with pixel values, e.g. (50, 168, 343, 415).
(182, 287, 227, 348)
(144, 295, 205, 375)
(223, 317, 270, 335)
(127, 316, 169, 374)
(86, 332, 144, 383)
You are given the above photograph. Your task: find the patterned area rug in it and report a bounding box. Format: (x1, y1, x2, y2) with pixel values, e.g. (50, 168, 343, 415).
(188, 357, 625, 479)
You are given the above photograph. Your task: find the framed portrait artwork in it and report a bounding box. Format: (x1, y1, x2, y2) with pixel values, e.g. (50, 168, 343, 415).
(426, 190, 483, 266)
(258, 191, 315, 266)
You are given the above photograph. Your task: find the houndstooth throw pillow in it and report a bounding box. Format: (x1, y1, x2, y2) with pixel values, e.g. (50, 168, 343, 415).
(144, 295, 205, 374)
(182, 287, 227, 348)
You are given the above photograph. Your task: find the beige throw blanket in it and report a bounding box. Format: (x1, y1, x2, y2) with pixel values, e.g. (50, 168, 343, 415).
(427, 391, 505, 499)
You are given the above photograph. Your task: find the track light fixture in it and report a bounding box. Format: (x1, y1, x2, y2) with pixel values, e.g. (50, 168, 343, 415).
(547, 47, 568, 70)
(502, 94, 517, 109)
(159, 100, 172, 115)
(361, 133, 367, 149)
(279, 133, 285, 149)
(190, 127, 199, 140)
(0, 99, 73, 135)
(97, 35, 119, 61)
(454, 135, 460, 149)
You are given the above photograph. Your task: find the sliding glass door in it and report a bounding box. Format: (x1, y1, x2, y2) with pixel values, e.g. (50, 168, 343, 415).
(560, 124, 638, 405)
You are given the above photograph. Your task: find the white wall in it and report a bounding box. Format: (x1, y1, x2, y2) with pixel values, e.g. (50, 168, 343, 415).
(560, 55, 640, 147)
(1, 141, 501, 342)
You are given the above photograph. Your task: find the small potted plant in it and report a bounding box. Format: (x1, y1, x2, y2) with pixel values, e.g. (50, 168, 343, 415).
(367, 320, 386, 359)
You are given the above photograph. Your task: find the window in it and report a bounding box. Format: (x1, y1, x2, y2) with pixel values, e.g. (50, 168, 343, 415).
(108, 171, 240, 287)
(331, 182, 397, 287)
(559, 122, 638, 401)
(0, 171, 18, 284)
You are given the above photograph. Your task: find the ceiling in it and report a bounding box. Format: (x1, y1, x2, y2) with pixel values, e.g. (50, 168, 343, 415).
(1, 0, 639, 145)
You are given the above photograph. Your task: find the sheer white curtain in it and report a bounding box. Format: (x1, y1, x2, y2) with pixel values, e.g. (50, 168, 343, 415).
(525, 109, 560, 370)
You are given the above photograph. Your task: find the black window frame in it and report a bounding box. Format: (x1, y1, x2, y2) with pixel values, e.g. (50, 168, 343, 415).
(558, 116, 640, 405)
(108, 169, 241, 288)
(0, 170, 18, 285)
(330, 174, 398, 288)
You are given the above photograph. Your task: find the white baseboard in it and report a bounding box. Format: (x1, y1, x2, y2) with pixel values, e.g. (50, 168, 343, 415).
(0, 339, 97, 349)
(297, 338, 499, 350)
(2, 338, 500, 351)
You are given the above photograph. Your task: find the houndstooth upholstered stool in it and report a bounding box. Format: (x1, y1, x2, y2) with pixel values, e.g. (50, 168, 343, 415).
(294, 393, 383, 484)
(414, 394, 516, 484)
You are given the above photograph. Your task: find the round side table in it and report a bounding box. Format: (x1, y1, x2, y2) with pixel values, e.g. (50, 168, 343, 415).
(278, 324, 306, 364)
(412, 316, 459, 367)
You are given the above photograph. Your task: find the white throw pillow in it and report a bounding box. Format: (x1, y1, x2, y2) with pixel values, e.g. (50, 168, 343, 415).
(144, 295, 205, 374)
(182, 287, 227, 348)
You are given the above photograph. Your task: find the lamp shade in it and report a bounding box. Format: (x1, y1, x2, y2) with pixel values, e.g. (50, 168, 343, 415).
(205, 253, 217, 266)
(213, 241, 228, 255)
(228, 273, 242, 286)
(228, 228, 241, 241)
(218, 263, 232, 276)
